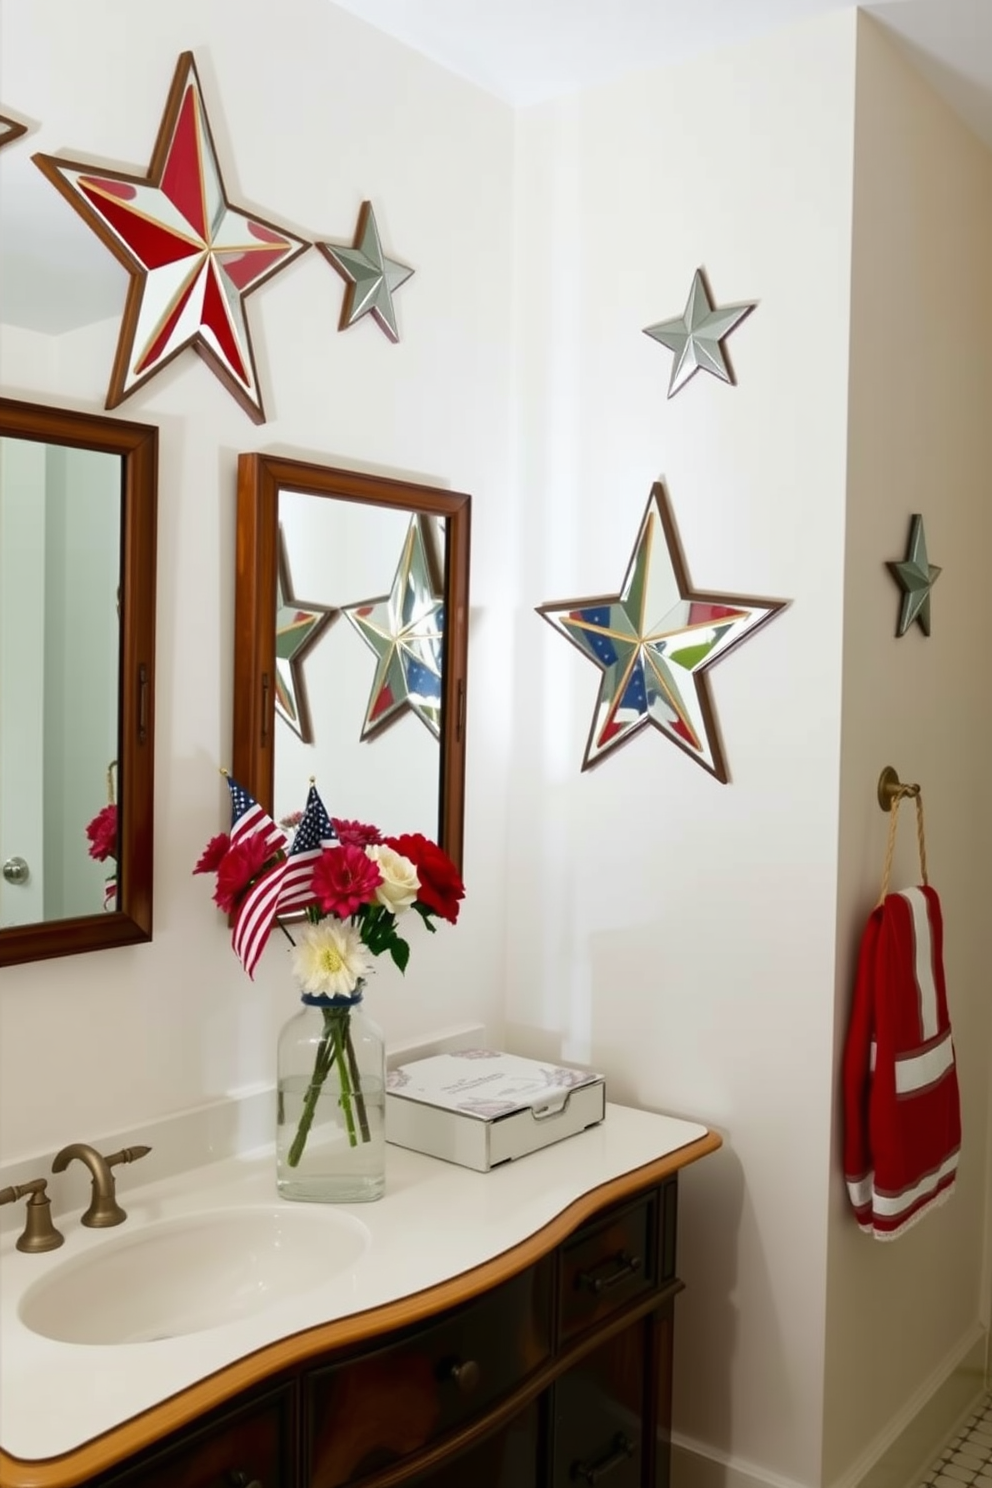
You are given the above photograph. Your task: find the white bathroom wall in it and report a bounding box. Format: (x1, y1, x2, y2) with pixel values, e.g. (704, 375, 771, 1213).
(507, 13, 857, 1485)
(823, 16, 992, 1482)
(0, 0, 516, 1153)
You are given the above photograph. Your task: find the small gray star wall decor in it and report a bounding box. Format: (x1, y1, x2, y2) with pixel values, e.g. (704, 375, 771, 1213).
(887, 514, 941, 637)
(643, 267, 756, 398)
(316, 200, 414, 342)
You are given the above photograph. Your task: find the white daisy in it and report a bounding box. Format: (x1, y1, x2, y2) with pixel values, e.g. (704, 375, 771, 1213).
(291, 920, 374, 998)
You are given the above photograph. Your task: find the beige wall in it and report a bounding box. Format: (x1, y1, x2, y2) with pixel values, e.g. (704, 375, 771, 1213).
(824, 15, 992, 1481)
(509, 13, 858, 1484)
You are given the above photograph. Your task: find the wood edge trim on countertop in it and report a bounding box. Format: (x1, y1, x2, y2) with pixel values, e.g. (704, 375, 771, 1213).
(0, 1129, 722, 1488)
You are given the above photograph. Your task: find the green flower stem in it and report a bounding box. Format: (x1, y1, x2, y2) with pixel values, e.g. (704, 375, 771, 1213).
(344, 1028, 372, 1144)
(329, 1013, 359, 1148)
(286, 1013, 338, 1168)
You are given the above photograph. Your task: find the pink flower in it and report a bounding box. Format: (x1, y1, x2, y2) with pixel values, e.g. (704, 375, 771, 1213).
(311, 845, 383, 918)
(213, 835, 276, 913)
(193, 833, 230, 875)
(85, 804, 118, 863)
(331, 818, 382, 848)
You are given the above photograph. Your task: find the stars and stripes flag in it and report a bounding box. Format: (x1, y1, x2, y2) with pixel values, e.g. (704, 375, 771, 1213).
(231, 783, 336, 978)
(225, 773, 287, 854)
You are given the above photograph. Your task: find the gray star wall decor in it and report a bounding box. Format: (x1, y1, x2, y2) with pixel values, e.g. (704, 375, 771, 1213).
(643, 267, 756, 398)
(316, 200, 414, 342)
(887, 514, 941, 637)
(537, 481, 788, 782)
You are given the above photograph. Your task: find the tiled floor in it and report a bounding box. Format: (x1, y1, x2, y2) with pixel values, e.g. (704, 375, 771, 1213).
(921, 1397, 992, 1487)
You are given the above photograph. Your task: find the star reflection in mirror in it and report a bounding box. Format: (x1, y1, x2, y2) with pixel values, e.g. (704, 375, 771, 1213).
(344, 514, 444, 741)
(275, 525, 339, 743)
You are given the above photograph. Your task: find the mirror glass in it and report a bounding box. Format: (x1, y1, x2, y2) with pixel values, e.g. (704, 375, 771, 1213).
(233, 454, 470, 870)
(0, 437, 121, 925)
(0, 397, 158, 967)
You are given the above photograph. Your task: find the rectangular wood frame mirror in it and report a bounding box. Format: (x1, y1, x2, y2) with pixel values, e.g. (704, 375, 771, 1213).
(0, 397, 157, 967)
(233, 453, 470, 871)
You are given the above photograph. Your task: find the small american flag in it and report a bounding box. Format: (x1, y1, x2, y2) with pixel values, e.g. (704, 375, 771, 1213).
(226, 775, 286, 854)
(232, 784, 335, 978)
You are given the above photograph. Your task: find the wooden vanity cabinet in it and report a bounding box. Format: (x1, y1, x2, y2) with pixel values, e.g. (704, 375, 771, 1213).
(86, 1177, 682, 1488)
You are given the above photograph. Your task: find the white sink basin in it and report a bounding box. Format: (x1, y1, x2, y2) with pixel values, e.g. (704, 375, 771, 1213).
(18, 1206, 369, 1345)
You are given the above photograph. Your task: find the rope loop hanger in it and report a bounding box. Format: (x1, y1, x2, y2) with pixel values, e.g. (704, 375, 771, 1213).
(876, 766, 928, 907)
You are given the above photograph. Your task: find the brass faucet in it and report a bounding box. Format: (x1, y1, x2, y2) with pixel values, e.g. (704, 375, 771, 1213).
(0, 1178, 64, 1252)
(51, 1143, 151, 1227)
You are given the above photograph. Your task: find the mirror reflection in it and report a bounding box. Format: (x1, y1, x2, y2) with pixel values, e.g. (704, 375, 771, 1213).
(233, 453, 470, 871)
(274, 497, 445, 839)
(0, 438, 122, 927)
(0, 397, 157, 968)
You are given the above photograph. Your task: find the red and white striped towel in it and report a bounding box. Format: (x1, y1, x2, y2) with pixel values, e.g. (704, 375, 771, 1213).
(842, 885, 961, 1240)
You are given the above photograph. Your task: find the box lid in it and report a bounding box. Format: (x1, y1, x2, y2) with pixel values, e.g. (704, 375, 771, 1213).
(386, 1049, 603, 1121)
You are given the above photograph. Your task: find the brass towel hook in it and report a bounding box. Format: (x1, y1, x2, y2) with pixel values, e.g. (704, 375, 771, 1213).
(877, 765, 920, 812)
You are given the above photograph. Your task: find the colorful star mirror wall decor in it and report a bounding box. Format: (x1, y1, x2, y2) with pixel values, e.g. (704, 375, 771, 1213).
(887, 514, 941, 637)
(0, 113, 27, 150)
(538, 482, 787, 782)
(343, 514, 446, 741)
(32, 52, 309, 423)
(274, 527, 339, 743)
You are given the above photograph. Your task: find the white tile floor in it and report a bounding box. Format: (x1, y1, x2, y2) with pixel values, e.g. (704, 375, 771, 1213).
(921, 1397, 992, 1487)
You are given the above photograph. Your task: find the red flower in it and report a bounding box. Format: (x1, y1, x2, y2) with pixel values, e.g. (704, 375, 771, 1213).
(213, 834, 276, 913)
(312, 845, 383, 918)
(85, 804, 118, 863)
(331, 818, 383, 848)
(193, 833, 230, 875)
(386, 833, 465, 924)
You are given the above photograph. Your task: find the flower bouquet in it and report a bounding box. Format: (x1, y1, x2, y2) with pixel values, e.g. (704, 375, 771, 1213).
(194, 775, 464, 1201)
(85, 761, 119, 911)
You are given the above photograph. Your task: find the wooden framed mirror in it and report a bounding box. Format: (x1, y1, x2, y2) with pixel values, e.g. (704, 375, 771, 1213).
(0, 397, 157, 966)
(233, 453, 470, 870)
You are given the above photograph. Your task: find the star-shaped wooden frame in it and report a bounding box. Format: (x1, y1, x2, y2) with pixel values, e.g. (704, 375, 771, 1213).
(537, 481, 788, 781)
(0, 113, 28, 151)
(33, 52, 309, 422)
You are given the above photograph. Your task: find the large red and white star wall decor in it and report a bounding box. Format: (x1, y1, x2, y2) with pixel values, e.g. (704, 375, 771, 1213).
(537, 482, 788, 782)
(33, 53, 309, 423)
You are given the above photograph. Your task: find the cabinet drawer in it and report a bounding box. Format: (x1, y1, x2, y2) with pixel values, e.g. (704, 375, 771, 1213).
(98, 1384, 294, 1488)
(552, 1322, 647, 1488)
(559, 1194, 657, 1342)
(306, 1260, 553, 1487)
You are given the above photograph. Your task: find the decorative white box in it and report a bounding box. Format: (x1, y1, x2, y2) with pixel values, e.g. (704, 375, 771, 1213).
(385, 1050, 606, 1171)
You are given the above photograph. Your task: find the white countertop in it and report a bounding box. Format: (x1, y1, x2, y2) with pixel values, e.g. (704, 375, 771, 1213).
(0, 1104, 708, 1464)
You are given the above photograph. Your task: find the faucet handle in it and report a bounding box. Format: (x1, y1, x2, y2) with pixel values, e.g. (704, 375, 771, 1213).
(0, 1178, 64, 1253)
(105, 1145, 152, 1171)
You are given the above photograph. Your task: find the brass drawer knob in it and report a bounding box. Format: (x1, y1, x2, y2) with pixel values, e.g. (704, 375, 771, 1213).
(440, 1356, 481, 1394)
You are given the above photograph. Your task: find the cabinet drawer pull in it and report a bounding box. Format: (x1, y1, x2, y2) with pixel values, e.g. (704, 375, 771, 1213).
(227, 1472, 263, 1488)
(571, 1431, 636, 1483)
(576, 1251, 642, 1295)
(439, 1355, 481, 1394)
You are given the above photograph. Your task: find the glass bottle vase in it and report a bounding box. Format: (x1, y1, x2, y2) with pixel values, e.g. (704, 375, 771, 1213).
(276, 998, 386, 1203)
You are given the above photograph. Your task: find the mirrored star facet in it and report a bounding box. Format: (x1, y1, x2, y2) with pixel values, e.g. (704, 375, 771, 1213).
(0, 113, 27, 151)
(317, 200, 413, 342)
(537, 483, 787, 781)
(888, 514, 941, 637)
(274, 527, 339, 743)
(344, 515, 445, 739)
(33, 53, 308, 421)
(643, 267, 756, 397)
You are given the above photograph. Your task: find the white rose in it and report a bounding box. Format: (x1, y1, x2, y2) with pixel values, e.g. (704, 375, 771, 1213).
(366, 845, 419, 915)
